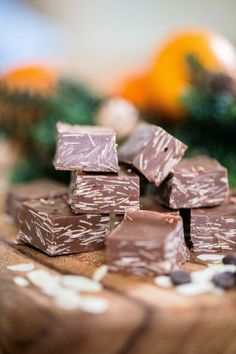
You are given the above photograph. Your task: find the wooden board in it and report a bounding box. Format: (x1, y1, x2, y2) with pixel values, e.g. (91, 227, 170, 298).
(1, 211, 236, 354)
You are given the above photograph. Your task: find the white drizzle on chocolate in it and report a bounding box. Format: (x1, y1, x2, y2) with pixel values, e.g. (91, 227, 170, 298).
(119, 123, 187, 187)
(54, 122, 119, 172)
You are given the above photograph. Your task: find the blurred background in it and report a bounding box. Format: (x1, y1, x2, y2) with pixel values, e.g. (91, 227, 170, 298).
(27, 0, 236, 92)
(2, 0, 236, 91)
(0, 0, 236, 187)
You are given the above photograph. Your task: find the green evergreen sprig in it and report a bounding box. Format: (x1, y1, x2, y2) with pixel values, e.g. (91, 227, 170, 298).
(174, 55, 236, 186)
(0, 79, 103, 184)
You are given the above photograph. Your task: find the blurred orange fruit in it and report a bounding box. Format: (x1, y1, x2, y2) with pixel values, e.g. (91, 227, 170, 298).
(148, 28, 236, 120)
(114, 73, 150, 111)
(1, 65, 57, 95)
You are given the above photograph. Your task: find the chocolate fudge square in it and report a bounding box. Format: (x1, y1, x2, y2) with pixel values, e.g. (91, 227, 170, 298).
(156, 156, 229, 209)
(69, 166, 140, 214)
(181, 191, 236, 253)
(54, 122, 119, 172)
(106, 210, 189, 276)
(5, 179, 67, 223)
(118, 123, 187, 187)
(18, 198, 120, 256)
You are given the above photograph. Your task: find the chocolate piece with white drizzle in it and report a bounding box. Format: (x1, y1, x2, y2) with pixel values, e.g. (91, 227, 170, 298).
(106, 210, 190, 277)
(18, 198, 121, 256)
(181, 190, 236, 253)
(69, 166, 140, 214)
(5, 179, 67, 224)
(54, 122, 119, 172)
(156, 155, 229, 209)
(118, 123, 187, 187)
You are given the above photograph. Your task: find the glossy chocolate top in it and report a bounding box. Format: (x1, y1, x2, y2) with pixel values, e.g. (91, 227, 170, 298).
(192, 191, 236, 217)
(22, 197, 77, 219)
(140, 196, 179, 214)
(173, 155, 226, 174)
(108, 210, 181, 241)
(7, 179, 67, 201)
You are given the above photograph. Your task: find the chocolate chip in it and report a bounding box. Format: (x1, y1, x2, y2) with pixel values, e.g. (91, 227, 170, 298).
(212, 271, 235, 289)
(170, 270, 191, 286)
(222, 254, 236, 265)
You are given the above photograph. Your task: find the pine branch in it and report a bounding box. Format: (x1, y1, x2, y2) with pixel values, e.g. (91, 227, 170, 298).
(0, 79, 104, 183)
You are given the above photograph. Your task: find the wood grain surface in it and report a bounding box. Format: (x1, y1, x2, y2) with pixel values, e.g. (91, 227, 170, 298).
(1, 210, 236, 354)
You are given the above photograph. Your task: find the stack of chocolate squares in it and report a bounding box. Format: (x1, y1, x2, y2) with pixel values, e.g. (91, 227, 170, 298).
(107, 122, 233, 276)
(15, 121, 235, 278)
(154, 155, 232, 254)
(107, 123, 190, 276)
(17, 122, 140, 256)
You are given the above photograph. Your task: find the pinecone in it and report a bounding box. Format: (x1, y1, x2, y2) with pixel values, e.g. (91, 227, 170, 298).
(186, 54, 236, 96)
(202, 71, 236, 96)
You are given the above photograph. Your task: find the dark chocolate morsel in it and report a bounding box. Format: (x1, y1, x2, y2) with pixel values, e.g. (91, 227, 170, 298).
(222, 254, 236, 265)
(170, 270, 191, 285)
(212, 271, 235, 289)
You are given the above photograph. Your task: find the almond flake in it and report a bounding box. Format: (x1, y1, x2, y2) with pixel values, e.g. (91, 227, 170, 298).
(192, 264, 236, 284)
(60, 275, 102, 292)
(53, 289, 82, 310)
(197, 254, 225, 263)
(13, 276, 29, 287)
(176, 282, 214, 296)
(27, 270, 60, 292)
(78, 296, 108, 314)
(154, 276, 172, 288)
(92, 265, 108, 282)
(7, 263, 34, 272)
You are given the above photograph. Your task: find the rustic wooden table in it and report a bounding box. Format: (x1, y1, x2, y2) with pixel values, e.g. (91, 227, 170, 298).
(1, 210, 236, 354)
